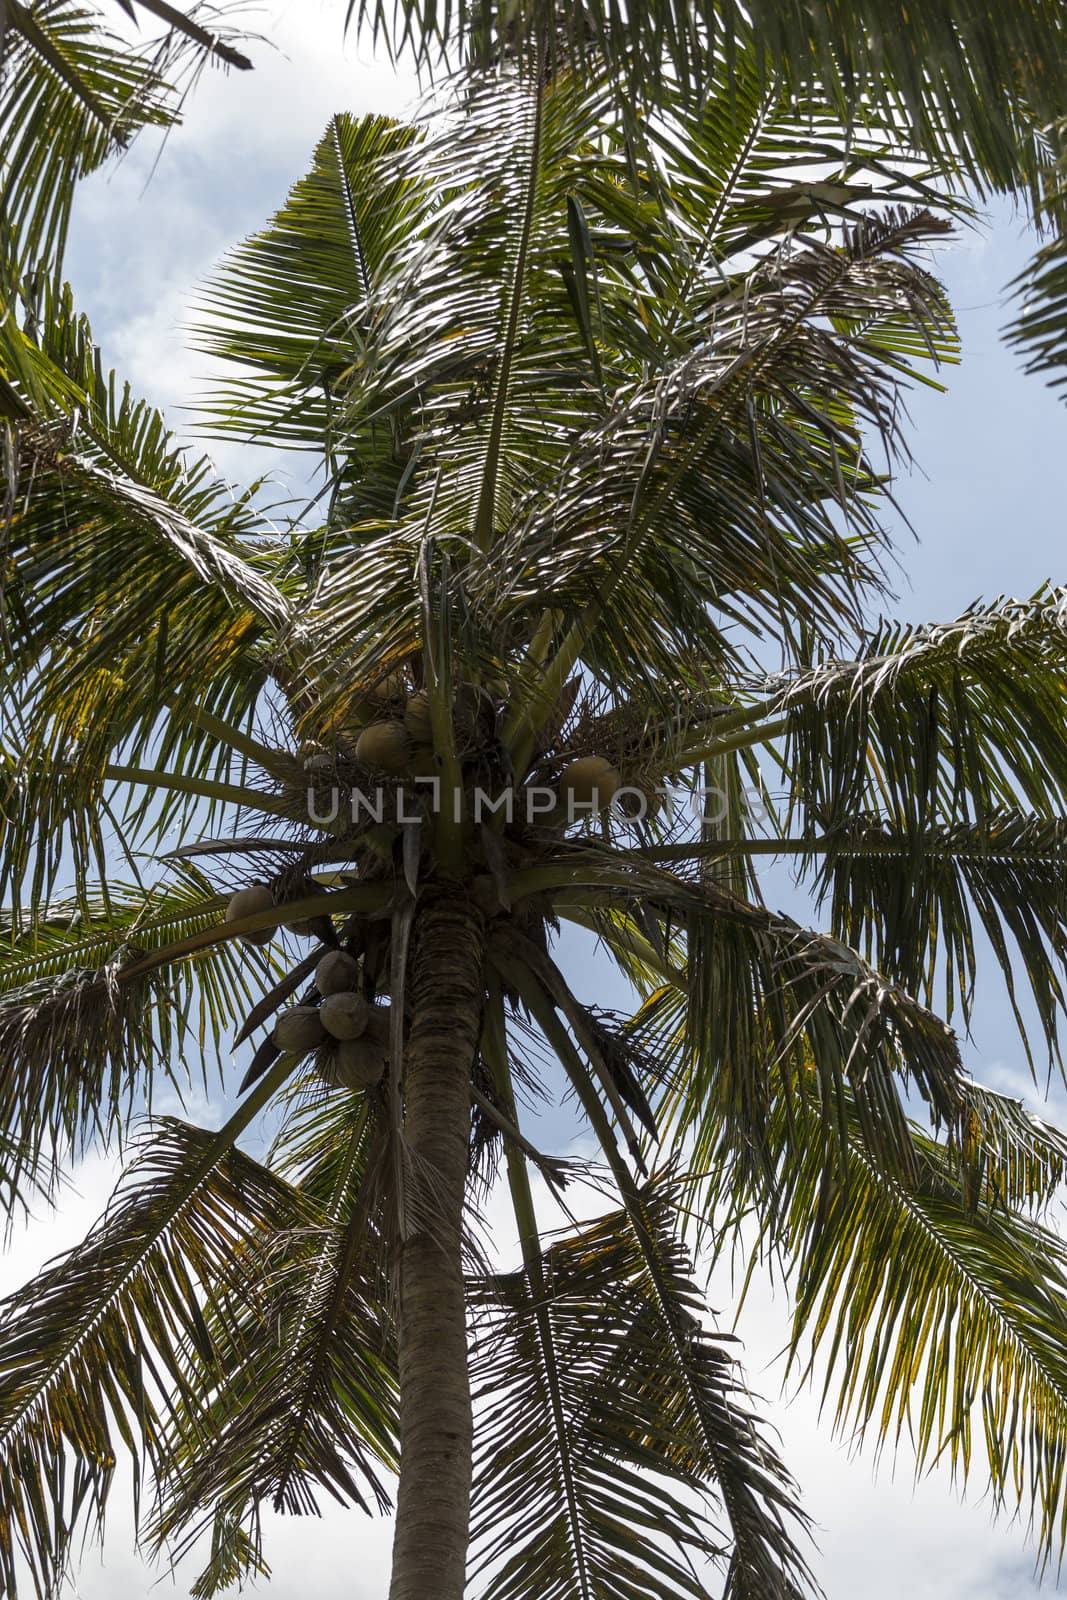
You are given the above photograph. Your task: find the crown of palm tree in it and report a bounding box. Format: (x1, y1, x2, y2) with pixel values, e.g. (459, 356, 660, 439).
(4, 16, 1067, 1600)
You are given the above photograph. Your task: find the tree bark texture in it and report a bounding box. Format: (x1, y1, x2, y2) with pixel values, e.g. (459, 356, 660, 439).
(388, 892, 485, 1600)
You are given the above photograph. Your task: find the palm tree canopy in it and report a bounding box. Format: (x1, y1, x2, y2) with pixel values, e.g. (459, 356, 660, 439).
(2, 18, 1067, 1600)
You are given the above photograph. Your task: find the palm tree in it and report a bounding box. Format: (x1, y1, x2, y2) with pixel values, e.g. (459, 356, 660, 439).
(4, 22, 1067, 1600)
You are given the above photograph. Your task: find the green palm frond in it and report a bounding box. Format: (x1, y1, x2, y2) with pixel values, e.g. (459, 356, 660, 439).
(150, 1093, 398, 1592)
(483, 207, 958, 734)
(957, 1078, 1067, 1214)
(0, 1085, 298, 1599)
(1005, 142, 1067, 395)
(194, 112, 419, 455)
(350, 0, 1061, 196)
(0, 870, 334, 1209)
(810, 811, 1067, 1065)
(752, 1088, 1067, 1572)
(469, 1178, 813, 1599)
(0, 1, 252, 277)
(765, 589, 1067, 831)
(0, 281, 301, 909)
(0, 0, 172, 273)
(503, 855, 966, 1185)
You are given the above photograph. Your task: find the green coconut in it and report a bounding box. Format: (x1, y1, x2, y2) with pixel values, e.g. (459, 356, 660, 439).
(273, 1005, 326, 1054)
(403, 690, 434, 743)
(315, 950, 361, 996)
(320, 991, 370, 1041)
(355, 721, 413, 774)
(559, 755, 621, 810)
(319, 1037, 387, 1091)
(225, 884, 276, 947)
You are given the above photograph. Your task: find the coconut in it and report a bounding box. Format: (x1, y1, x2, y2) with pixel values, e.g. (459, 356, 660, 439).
(302, 751, 334, 774)
(364, 1004, 392, 1046)
(370, 669, 407, 702)
(315, 949, 361, 995)
(273, 1005, 326, 1054)
(403, 690, 434, 743)
(355, 721, 413, 774)
(320, 991, 370, 1040)
(559, 755, 621, 810)
(454, 681, 496, 738)
(283, 881, 327, 938)
(225, 884, 275, 947)
(319, 1037, 387, 1091)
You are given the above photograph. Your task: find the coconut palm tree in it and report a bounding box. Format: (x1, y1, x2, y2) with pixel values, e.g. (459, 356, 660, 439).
(5, 25, 1067, 1600)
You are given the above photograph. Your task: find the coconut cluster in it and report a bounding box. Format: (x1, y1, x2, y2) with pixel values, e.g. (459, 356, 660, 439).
(352, 683, 498, 778)
(272, 950, 389, 1091)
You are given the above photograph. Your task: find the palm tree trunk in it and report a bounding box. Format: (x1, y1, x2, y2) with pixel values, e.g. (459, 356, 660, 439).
(388, 892, 485, 1600)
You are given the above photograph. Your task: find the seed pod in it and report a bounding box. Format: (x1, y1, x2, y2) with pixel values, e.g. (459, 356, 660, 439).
(559, 755, 621, 810)
(225, 884, 275, 947)
(315, 950, 361, 995)
(273, 1005, 326, 1054)
(355, 721, 412, 774)
(320, 991, 370, 1040)
(319, 1037, 387, 1091)
(403, 690, 434, 743)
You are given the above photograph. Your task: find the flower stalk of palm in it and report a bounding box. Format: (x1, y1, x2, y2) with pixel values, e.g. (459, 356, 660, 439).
(5, 30, 1067, 1600)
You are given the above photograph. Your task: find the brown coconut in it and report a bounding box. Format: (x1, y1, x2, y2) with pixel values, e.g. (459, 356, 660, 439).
(320, 991, 370, 1041)
(370, 669, 407, 702)
(283, 882, 327, 938)
(559, 755, 621, 810)
(315, 950, 361, 996)
(273, 1005, 326, 1054)
(364, 1004, 392, 1046)
(225, 884, 275, 947)
(355, 721, 413, 774)
(319, 1037, 387, 1091)
(403, 690, 434, 743)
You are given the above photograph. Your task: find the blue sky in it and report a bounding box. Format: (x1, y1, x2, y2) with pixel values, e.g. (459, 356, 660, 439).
(12, 4, 1067, 1595)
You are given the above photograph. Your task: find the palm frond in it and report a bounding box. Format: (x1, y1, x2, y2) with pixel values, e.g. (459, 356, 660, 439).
(0, 0, 252, 277)
(0, 280, 300, 909)
(749, 1087, 1067, 1572)
(810, 810, 1067, 1066)
(0, 1089, 298, 1599)
(150, 1094, 398, 1591)
(350, 0, 1061, 196)
(469, 1177, 813, 1599)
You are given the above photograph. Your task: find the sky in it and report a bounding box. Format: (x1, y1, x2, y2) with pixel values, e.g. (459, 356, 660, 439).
(9, 1, 1067, 1595)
